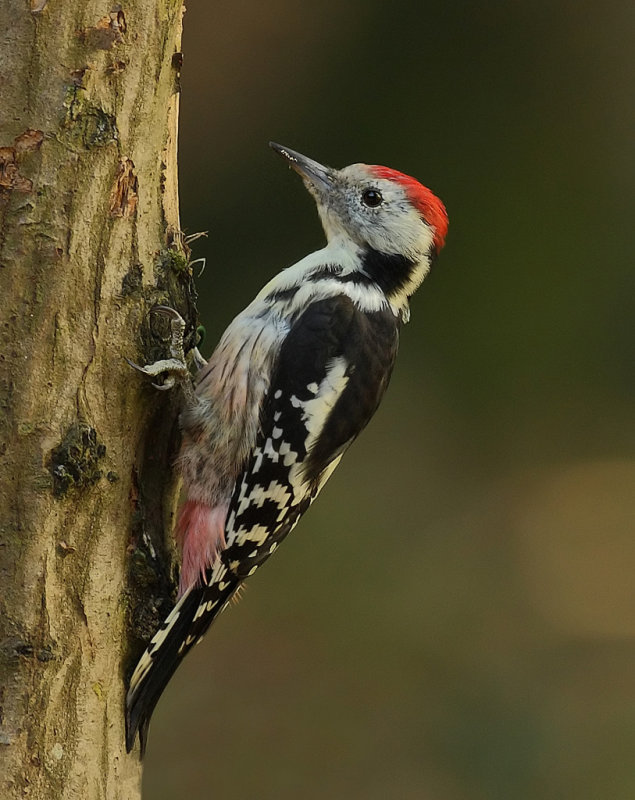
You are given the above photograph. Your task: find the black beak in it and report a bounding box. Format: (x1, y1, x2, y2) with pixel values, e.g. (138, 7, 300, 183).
(269, 142, 334, 193)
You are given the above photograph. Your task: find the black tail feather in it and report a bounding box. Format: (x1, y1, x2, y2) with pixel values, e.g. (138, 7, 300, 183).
(126, 587, 202, 755)
(125, 575, 240, 755)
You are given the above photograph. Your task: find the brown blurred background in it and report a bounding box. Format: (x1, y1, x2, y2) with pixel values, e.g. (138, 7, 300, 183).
(144, 2, 635, 797)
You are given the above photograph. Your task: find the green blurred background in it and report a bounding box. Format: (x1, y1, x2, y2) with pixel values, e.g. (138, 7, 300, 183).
(144, 2, 635, 797)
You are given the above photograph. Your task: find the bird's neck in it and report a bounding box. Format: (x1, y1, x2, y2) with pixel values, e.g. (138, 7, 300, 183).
(321, 235, 431, 321)
(253, 237, 430, 322)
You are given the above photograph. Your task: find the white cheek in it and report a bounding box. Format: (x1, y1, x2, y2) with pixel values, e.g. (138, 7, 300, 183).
(363, 208, 432, 258)
(411, 221, 436, 257)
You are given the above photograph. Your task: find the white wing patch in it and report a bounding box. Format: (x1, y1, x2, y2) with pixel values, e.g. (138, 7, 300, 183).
(293, 355, 350, 459)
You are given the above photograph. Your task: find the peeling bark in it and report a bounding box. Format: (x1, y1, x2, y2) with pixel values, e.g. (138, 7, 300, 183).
(0, 1, 192, 797)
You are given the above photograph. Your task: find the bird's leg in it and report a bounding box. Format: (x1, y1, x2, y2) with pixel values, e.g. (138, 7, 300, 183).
(127, 306, 198, 401)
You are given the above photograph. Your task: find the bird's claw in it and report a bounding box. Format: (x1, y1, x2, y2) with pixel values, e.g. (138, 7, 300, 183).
(127, 307, 193, 395)
(149, 306, 187, 363)
(151, 305, 182, 321)
(126, 355, 188, 380)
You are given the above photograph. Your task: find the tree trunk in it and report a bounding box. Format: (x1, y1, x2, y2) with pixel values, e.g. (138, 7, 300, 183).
(0, 2, 193, 797)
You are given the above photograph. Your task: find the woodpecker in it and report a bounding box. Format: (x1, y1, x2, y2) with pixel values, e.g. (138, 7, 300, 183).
(125, 143, 448, 754)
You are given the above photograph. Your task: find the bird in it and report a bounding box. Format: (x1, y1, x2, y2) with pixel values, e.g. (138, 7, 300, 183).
(125, 142, 448, 754)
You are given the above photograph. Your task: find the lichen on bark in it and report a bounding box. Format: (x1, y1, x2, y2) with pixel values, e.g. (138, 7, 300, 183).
(0, 1, 191, 797)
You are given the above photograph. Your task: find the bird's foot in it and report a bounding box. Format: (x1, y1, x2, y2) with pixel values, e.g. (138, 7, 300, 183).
(127, 306, 194, 393)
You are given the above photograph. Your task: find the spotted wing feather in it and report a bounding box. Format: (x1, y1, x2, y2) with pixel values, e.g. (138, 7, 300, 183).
(222, 294, 400, 579)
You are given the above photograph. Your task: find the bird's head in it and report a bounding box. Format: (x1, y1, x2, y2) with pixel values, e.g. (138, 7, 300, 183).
(270, 143, 447, 310)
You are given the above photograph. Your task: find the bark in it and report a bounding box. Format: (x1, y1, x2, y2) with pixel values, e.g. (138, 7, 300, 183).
(0, 1, 194, 797)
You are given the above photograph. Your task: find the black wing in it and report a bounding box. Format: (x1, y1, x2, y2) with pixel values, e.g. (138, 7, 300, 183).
(221, 294, 400, 579)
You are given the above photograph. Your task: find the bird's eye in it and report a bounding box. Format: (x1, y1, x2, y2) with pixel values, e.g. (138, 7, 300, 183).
(361, 188, 383, 208)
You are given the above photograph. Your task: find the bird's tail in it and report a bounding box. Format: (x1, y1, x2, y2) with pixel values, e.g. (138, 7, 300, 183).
(125, 565, 239, 755)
